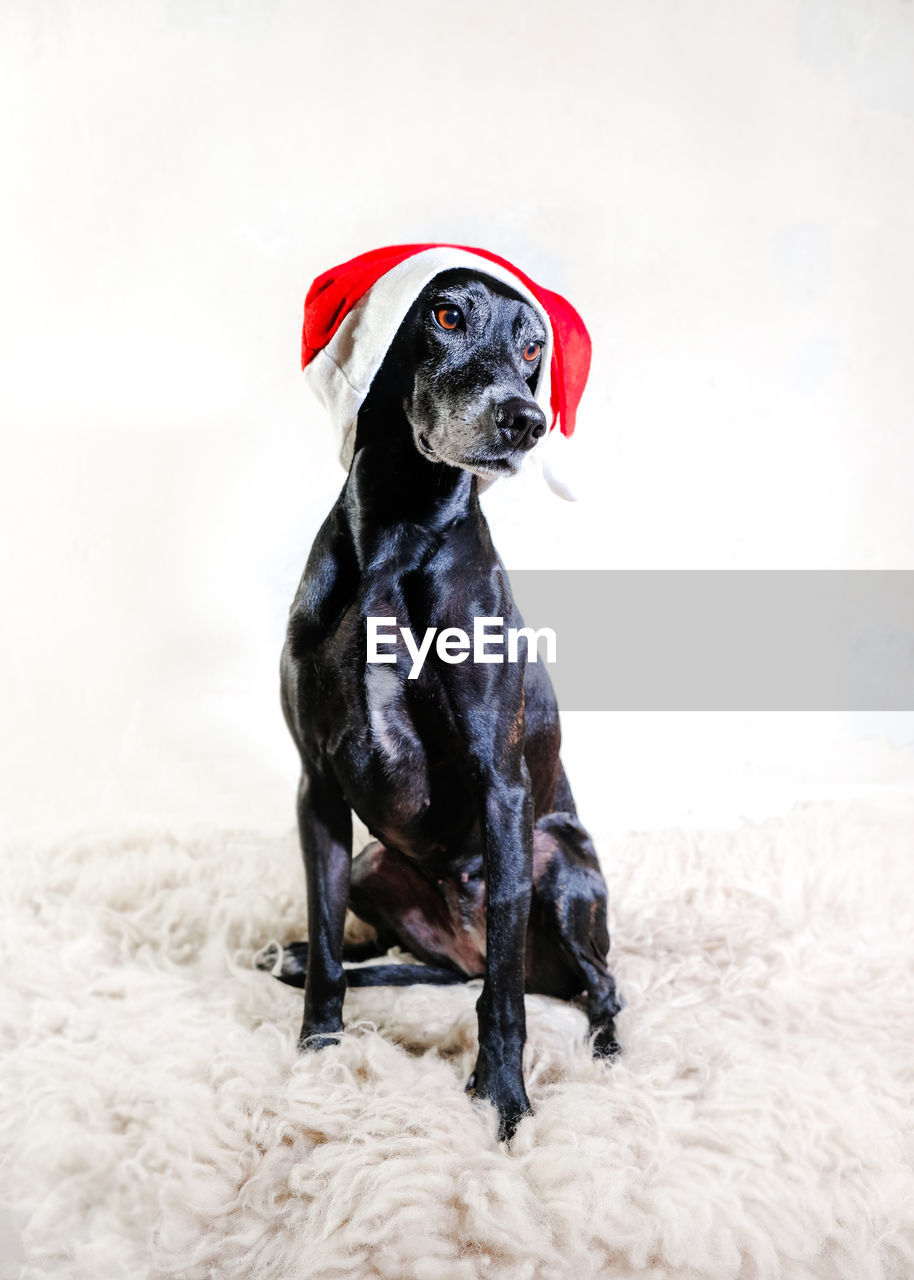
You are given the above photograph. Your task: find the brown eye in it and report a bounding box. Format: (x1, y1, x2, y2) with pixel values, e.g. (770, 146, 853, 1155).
(435, 306, 462, 330)
(523, 341, 542, 362)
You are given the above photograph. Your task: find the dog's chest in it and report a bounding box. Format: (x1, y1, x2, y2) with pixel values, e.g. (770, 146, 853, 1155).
(333, 648, 477, 859)
(364, 663, 424, 769)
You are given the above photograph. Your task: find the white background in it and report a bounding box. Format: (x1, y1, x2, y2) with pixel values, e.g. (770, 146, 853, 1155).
(2, 0, 913, 842)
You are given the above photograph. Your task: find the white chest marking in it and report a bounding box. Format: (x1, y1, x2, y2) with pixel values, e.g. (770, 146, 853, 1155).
(365, 664, 404, 760)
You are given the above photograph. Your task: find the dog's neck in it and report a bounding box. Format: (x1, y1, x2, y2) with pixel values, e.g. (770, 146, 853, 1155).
(343, 395, 482, 572)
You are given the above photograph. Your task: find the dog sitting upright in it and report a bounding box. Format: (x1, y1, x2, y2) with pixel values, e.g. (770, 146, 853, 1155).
(272, 244, 622, 1140)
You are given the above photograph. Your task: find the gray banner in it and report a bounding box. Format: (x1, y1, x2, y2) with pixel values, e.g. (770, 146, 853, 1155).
(505, 570, 914, 711)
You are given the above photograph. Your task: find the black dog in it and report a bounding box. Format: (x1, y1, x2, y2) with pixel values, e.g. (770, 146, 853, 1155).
(271, 269, 622, 1140)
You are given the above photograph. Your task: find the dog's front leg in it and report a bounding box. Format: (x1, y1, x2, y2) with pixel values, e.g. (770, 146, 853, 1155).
(295, 768, 352, 1050)
(468, 770, 534, 1141)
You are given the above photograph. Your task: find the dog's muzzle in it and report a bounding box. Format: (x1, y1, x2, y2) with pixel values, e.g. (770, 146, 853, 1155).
(495, 398, 548, 452)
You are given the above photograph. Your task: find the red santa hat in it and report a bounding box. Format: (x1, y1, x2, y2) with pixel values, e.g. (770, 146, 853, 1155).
(300, 243, 591, 499)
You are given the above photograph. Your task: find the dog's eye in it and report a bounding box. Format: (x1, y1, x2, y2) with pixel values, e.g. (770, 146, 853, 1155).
(434, 306, 463, 331)
(522, 341, 542, 362)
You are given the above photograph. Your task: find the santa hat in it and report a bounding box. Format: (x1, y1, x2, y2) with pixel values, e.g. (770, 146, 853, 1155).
(300, 243, 591, 500)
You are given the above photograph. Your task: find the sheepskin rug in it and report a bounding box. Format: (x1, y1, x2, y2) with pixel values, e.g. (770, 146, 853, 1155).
(2, 798, 913, 1280)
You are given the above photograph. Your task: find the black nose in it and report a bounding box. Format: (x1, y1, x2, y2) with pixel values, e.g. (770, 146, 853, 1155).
(494, 398, 547, 451)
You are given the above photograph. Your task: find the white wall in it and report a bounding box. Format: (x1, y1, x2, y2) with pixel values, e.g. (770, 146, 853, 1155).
(1, 0, 913, 840)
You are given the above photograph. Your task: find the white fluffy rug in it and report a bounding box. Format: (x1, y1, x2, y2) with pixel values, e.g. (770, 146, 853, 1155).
(2, 799, 913, 1280)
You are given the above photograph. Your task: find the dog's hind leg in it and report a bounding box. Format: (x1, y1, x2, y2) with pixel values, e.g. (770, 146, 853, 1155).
(259, 939, 470, 989)
(262, 839, 485, 990)
(256, 935, 389, 986)
(528, 813, 623, 1058)
(347, 840, 487, 977)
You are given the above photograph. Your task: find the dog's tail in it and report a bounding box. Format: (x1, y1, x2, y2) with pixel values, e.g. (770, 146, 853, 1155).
(254, 941, 471, 989)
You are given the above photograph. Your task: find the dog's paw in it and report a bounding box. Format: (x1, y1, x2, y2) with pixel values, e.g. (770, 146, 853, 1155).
(253, 941, 281, 972)
(255, 941, 310, 988)
(297, 1026, 342, 1053)
(465, 1068, 531, 1142)
(592, 1020, 622, 1060)
(297, 1001, 344, 1053)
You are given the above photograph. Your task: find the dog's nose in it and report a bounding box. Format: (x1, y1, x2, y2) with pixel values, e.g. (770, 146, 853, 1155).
(494, 398, 548, 451)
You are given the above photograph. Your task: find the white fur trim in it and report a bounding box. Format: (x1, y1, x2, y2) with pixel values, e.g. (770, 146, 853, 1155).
(520, 425, 581, 502)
